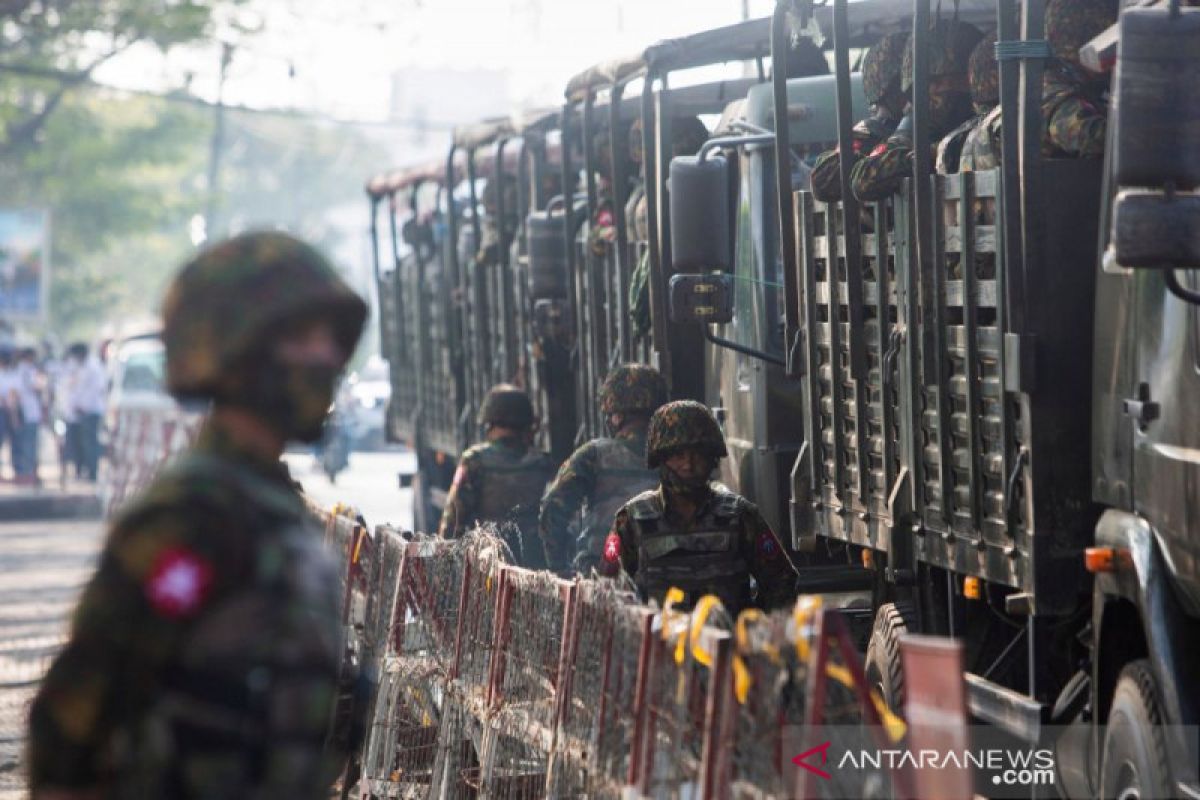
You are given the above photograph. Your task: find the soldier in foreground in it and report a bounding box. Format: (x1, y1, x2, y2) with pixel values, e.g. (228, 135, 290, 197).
(539, 364, 667, 573)
(600, 400, 798, 615)
(810, 30, 910, 201)
(438, 383, 556, 568)
(27, 232, 367, 799)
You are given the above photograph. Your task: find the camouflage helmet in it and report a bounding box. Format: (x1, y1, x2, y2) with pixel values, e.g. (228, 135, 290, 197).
(901, 19, 984, 93)
(645, 400, 728, 468)
(599, 364, 668, 416)
(969, 33, 1000, 107)
(162, 231, 367, 400)
(478, 383, 535, 429)
(863, 30, 911, 104)
(1046, 0, 1119, 66)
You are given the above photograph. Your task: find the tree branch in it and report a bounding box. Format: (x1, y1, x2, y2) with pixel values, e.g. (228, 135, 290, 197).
(0, 38, 139, 156)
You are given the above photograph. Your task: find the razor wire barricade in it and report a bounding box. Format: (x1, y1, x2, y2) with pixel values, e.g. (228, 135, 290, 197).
(102, 405, 203, 516)
(349, 532, 944, 800)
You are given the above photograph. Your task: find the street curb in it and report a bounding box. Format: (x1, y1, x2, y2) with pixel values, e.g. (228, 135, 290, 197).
(0, 493, 102, 521)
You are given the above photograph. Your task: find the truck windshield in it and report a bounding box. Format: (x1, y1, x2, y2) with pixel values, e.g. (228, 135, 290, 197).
(732, 150, 785, 357)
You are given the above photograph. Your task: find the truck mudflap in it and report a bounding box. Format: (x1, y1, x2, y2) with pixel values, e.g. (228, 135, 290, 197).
(1093, 508, 1200, 794)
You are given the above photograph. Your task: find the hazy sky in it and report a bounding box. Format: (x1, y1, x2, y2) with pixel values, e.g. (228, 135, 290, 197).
(93, 0, 779, 124)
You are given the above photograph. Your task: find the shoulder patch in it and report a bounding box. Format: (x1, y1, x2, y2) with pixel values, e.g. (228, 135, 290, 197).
(603, 532, 622, 564)
(144, 546, 213, 619)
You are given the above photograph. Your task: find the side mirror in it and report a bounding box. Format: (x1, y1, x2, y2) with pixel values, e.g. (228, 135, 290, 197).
(669, 273, 734, 324)
(669, 154, 732, 271)
(1113, 7, 1200, 190)
(1112, 191, 1200, 268)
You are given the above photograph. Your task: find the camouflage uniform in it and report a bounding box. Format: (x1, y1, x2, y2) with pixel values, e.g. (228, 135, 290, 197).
(811, 30, 909, 201)
(938, 33, 1000, 173)
(28, 232, 367, 798)
(601, 400, 798, 615)
(1042, 0, 1115, 157)
(851, 20, 982, 201)
(539, 365, 667, 572)
(439, 385, 555, 569)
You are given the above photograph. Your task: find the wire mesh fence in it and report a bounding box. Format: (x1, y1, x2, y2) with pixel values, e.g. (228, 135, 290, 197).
(343, 528, 921, 800)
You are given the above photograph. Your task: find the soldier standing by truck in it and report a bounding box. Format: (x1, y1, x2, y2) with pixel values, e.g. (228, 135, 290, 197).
(601, 400, 798, 615)
(539, 364, 667, 574)
(27, 231, 368, 800)
(438, 383, 556, 568)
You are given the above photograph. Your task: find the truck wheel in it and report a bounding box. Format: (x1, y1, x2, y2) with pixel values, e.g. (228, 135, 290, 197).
(1100, 659, 1173, 800)
(864, 602, 913, 715)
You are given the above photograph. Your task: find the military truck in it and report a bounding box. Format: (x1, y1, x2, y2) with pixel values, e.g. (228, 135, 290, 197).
(367, 13, 903, 557)
(664, 0, 1200, 796)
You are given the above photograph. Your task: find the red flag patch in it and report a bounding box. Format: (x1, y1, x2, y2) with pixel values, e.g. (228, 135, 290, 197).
(145, 547, 213, 619)
(757, 531, 780, 559)
(603, 533, 621, 564)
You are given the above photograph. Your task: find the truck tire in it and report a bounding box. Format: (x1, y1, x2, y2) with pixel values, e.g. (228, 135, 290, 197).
(1100, 659, 1173, 800)
(864, 602, 914, 715)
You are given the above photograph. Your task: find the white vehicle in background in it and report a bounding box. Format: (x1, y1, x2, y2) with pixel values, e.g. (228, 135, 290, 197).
(346, 355, 391, 449)
(101, 332, 202, 516)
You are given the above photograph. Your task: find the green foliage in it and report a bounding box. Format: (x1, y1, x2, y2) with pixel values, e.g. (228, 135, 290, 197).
(0, 1, 388, 342)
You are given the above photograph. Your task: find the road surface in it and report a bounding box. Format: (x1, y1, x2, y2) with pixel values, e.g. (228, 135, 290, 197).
(0, 448, 415, 797)
(284, 446, 416, 532)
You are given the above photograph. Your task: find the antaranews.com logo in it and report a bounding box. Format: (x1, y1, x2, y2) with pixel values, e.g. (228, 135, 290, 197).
(786, 731, 1056, 799)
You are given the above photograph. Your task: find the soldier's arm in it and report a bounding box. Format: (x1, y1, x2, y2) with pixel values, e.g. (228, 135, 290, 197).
(850, 139, 913, 202)
(1046, 95, 1105, 157)
(538, 444, 598, 570)
(28, 509, 237, 792)
(438, 453, 480, 538)
(809, 148, 844, 202)
(739, 505, 800, 611)
(812, 119, 888, 202)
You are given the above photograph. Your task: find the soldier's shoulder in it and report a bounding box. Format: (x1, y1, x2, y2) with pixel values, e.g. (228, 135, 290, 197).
(712, 486, 758, 517)
(622, 488, 663, 519)
(459, 442, 493, 465)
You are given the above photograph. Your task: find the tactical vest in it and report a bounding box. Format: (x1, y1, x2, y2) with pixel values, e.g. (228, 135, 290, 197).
(573, 438, 657, 572)
(474, 443, 556, 569)
(115, 453, 349, 800)
(624, 488, 751, 615)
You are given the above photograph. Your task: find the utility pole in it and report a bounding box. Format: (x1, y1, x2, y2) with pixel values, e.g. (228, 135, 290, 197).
(742, 0, 751, 20)
(204, 42, 234, 242)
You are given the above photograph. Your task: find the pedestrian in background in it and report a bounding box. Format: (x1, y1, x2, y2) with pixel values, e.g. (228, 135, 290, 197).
(13, 347, 45, 486)
(68, 342, 107, 482)
(0, 348, 17, 480)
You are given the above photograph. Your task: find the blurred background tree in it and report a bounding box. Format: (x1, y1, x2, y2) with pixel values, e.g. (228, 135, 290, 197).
(0, 0, 386, 343)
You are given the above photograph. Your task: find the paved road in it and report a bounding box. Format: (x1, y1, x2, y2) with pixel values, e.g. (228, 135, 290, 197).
(0, 448, 415, 796)
(284, 447, 417, 533)
(0, 517, 105, 798)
